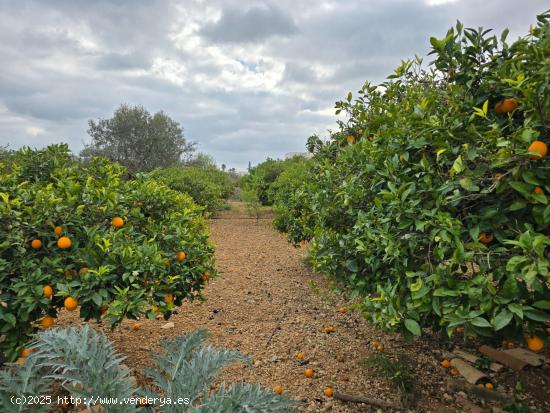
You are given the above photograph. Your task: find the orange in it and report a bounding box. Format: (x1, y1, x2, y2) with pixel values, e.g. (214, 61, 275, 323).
(112, 216, 124, 228)
(441, 359, 451, 368)
(347, 135, 355, 144)
(501, 98, 518, 113)
(494, 101, 503, 115)
(17, 357, 26, 365)
(296, 351, 305, 361)
(40, 315, 55, 329)
(376, 344, 384, 351)
(274, 385, 283, 395)
(176, 251, 186, 262)
(534, 186, 544, 194)
(528, 140, 548, 160)
(31, 239, 42, 249)
(478, 233, 494, 244)
(57, 236, 72, 249)
(43, 285, 53, 299)
(494, 173, 503, 180)
(20, 348, 33, 358)
(79, 267, 89, 276)
(323, 326, 335, 333)
(64, 296, 78, 311)
(304, 368, 314, 378)
(526, 336, 544, 352)
(324, 387, 334, 397)
(450, 367, 459, 377)
(399, 154, 405, 162)
(132, 322, 141, 331)
(162, 258, 170, 267)
(54, 226, 63, 236)
(202, 273, 210, 282)
(455, 326, 464, 334)
(485, 383, 494, 390)
(338, 306, 347, 314)
(164, 294, 174, 303)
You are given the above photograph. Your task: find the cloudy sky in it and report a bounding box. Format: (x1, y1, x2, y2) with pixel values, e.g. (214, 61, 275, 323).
(0, 0, 546, 170)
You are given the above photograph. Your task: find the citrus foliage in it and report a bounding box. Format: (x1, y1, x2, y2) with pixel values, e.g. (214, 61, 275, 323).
(0, 144, 215, 361)
(273, 13, 550, 341)
(150, 166, 234, 214)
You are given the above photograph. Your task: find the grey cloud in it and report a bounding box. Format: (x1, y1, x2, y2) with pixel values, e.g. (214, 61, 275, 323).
(200, 3, 298, 43)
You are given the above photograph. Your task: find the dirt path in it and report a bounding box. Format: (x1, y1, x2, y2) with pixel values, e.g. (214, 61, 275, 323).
(52, 202, 550, 412)
(103, 202, 414, 412)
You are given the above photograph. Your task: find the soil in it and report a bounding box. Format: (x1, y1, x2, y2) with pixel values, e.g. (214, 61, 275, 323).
(55, 202, 549, 413)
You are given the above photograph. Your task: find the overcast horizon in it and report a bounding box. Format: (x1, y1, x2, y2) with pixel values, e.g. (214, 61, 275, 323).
(0, 0, 547, 171)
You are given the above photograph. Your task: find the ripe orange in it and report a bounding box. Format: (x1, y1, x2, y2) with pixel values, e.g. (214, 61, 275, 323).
(323, 326, 335, 333)
(17, 357, 26, 365)
(450, 367, 459, 377)
(31, 239, 42, 249)
(478, 233, 494, 244)
(296, 351, 305, 361)
(112, 216, 124, 228)
(40, 315, 55, 329)
(338, 306, 347, 314)
(376, 344, 384, 351)
(304, 368, 314, 378)
(164, 294, 174, 303)
(57, 236, 72, 249)
(176, 251, 186, 262)
(54, 226, 63, 236)
(526, 336, 544, 352)
(528, 140, 548, 160)
(132, 322, 141, 331)
(501, 98, 518, 113)
(274, 385, 283, 395)
(324, 387, 334, 397)
(347, 135, 355, 144)
(64, 296, 78, 311)
(494, 101, 503, 115)
(534, 186, 544, 194)
(202, 273, 210, 282)
(441, 359, 451, 368)
(43, 285, 53, 299)
(485, 383, 494, 390)
(20, 348, 33, 358)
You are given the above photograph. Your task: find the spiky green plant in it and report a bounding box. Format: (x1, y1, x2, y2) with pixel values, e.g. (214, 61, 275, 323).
(0, 327, 298, 413)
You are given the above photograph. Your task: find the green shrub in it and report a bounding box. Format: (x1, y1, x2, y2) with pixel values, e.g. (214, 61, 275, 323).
(271, 12, 550, 342)
(150, 166, 234, 214)
(0, 326, 297, 412)
(0, 144, 215, 361)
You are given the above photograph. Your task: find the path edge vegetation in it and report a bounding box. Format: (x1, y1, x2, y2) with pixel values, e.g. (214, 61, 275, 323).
(269, 11, 550, 347)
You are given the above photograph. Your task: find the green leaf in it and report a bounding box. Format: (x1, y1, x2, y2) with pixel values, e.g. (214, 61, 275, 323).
(524, 309, 550, 322)
(532, 300, 550, 310)
(471, 317, 492, 328)
(493, 309, 513, 331)
(450, 155, 463, 176)
(459, 177, 479, 192)
(508, 303, 523, 319)
(404, 319, 421, 336)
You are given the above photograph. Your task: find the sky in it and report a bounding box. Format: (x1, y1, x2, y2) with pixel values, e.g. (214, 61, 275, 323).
(0, 0, 547, 171)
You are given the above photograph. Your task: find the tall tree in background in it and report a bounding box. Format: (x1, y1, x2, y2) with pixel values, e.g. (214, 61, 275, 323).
(81, 104, 196, 172)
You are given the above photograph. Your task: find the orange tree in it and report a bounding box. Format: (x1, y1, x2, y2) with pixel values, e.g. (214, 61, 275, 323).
(272, 12, 550, 343)
(0, 144, 215, 361)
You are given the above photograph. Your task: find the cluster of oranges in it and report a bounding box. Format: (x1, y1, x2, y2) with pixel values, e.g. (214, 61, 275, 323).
(33, 216, 191, 333)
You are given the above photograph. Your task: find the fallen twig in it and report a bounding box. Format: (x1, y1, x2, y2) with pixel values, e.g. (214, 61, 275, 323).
(266, 311, 287, 347)
(333, 391, 403, 410)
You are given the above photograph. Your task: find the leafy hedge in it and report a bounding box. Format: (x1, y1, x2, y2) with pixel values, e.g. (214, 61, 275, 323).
(273, 12, 550, 342)
(0, 145, 215, 361)
(150, 166, 234, 214)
